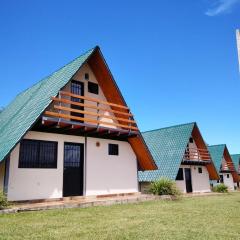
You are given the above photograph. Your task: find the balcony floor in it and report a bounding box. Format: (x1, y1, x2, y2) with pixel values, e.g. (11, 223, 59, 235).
(31, 116, 139, 140)
(182, 159, 212, 166)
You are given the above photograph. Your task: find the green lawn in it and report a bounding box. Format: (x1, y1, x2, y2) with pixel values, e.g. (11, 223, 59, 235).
(0, 193, 240, 240)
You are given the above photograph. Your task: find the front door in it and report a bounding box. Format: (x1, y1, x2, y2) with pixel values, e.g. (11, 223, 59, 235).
(184, 168, 193, 193)
(63, 143, 84, 197)
(71, 80, 84, 121)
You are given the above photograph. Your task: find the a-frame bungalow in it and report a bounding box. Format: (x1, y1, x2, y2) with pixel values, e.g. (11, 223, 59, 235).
(231, 154, 240, 188)
(0, 46, 156, 201)
(231, 154, 240, 187)
(138, 122, 219, 193)
(208, 145, 239, 190)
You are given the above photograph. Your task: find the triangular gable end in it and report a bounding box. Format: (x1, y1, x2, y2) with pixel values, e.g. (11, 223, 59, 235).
(209, 145, 239, 183)
(222, 147, 239, 182)
(0, 46, 156, 170)
(183, 124, 219, 180)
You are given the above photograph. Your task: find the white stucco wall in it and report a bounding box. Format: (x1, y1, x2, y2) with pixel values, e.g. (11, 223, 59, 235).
(176, 165, 211, 193)
(7, 131, 85, 201)
(222, 173, 235, 190)
(85, 137, 138, 195)
(7, 131, 138, 201)
(0, 161, 5, 191)
(140, 165, 211, 194)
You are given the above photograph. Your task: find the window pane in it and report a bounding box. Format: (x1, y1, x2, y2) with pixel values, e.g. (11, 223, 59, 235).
(19, 140, 39, 168)
(88, 82, 99, 94)
(64, 144, 81, 167)
(39, 141, 58, 168)
(108, 144, 119, 156)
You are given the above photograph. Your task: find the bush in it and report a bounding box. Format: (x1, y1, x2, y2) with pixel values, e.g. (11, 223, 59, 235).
(212, 184, 228, 193)
(0, 191, 9, 209)
(150, 178, 182, 197)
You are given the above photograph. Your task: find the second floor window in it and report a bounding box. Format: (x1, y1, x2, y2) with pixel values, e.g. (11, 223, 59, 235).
(88, 82, 99, 95)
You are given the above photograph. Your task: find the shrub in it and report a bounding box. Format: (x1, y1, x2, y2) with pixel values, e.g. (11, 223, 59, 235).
(212, 184, 228, 193)
(0, 191, 9, 209)
(150, 178, 182, 197)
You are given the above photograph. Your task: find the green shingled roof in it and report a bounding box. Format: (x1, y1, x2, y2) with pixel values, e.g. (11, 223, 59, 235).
(208, 145, 226, 171)
(138, 122, 195, 182)
(231, 154, 240, 172)
(0, 47, 96, 162)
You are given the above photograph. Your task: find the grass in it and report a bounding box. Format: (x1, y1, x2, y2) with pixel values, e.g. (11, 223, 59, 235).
(0, 193, 240, 240)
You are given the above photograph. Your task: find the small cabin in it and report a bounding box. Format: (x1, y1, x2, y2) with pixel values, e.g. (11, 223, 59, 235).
(138, 122, 219, 193)
(208, 145, 239, 190)
(0, 46, 156, 201)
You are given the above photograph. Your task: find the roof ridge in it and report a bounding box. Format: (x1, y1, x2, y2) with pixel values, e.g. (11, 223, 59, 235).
(142, 122, 196, 134)
(208, 144, 226, 148)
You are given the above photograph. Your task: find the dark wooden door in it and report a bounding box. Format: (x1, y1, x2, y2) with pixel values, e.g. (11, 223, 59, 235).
(63, 143, 84, 197)
(220, 175, 224, 183)
(184, 168, 193, 193)
(71, 80, 84, 121)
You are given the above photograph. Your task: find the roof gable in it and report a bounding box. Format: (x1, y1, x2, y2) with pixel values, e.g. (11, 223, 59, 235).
(0, 46, 156, 170)
(0, 47, 96, 161)
(209, 145, 239, 182)
(208, 145, 226, 171)
(231, 154, 240, 171)
(138, 122, 195, 181)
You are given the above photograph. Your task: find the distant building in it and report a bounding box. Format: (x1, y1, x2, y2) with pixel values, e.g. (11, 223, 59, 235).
(138, 122, 219, 193)
(208, 145, 239, 190)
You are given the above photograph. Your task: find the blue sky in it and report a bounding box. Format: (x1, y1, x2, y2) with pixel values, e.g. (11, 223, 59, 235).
(0, 0, 240, 153)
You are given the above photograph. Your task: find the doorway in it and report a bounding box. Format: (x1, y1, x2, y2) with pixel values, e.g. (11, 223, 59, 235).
(63, 143, 84, 197)
(184, 168, 193, 193)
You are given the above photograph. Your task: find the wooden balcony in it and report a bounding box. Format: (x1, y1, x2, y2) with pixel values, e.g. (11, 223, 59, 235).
(182, 147, 212, 165)
(40, 91, 139, 138)
(220, 162, 235, 173)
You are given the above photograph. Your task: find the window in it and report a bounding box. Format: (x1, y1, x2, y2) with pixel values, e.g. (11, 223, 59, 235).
(85, 73, 89, 80)
(108, 144, 119, 156)
(88, 82, 99, 94)
(176, 168, 184, 180)
(189, 137, 194, 143)
(227, 174, 229, 178)
(19, 140, 58, 168)
(198, 167, 202, 174)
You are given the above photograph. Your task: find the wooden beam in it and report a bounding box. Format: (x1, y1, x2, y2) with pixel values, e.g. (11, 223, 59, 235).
(44, 111, 139, 131)
(54, 105, 136, 124)
(51, 97, 133, 117)
(60, 91, 129, 110)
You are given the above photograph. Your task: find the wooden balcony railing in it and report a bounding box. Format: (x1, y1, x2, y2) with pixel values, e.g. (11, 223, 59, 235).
(183, 147, 211, 162)
(43, 91, 139, 132)
(220, 162, 235, 172)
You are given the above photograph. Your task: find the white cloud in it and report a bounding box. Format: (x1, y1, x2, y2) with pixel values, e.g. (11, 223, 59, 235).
(205, 0, 240, 16)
